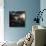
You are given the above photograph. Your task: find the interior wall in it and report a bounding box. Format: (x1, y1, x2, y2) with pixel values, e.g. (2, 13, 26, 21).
(40, 0, 46, 27)
(4, 0, 40, 42)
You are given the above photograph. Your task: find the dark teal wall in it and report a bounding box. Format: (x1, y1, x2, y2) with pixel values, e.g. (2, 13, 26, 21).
(4, 0, 40, 42)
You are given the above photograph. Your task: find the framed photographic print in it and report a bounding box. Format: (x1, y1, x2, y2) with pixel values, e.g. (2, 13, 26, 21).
(9, 11, 25, 27)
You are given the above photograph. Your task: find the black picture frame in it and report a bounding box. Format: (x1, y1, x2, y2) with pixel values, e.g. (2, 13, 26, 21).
(9, 11, 25, 27)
